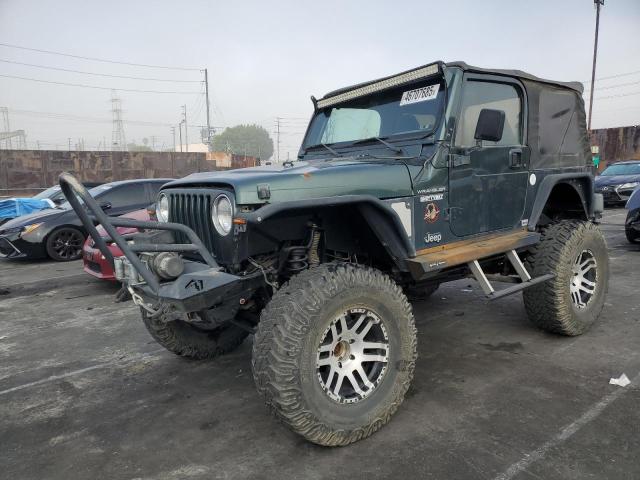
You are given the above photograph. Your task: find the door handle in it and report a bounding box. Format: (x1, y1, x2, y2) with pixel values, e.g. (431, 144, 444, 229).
(509, 148, 523, 168)
(449, 153, 471, 168)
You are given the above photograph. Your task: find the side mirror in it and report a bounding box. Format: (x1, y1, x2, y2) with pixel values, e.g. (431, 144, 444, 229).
(100, 201, 112, 211)
(474, 109, 505, 143)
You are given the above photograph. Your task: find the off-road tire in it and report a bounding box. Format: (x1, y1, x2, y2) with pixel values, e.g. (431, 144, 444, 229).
(45, 226, 85, 261)
(141, 310, 249, 359)
(252, 263, 417, 446)
(523, 220, 609, 336)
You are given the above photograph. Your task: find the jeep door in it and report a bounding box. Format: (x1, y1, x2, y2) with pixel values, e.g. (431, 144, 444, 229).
(448, 75, 529, 237)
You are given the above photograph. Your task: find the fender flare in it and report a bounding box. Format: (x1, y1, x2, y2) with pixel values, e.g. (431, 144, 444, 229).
(243, 195, 415, 270)
(528, 173, 594, 230)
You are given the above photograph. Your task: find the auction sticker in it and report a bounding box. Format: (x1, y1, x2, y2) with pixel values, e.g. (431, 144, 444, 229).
(400, 84, 440, 106)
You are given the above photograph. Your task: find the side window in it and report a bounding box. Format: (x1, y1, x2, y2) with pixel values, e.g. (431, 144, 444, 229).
(455, 80, 522, 147)
(99, 184, 147, 208)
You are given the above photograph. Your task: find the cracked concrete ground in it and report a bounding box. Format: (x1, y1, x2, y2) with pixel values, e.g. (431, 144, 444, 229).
(1, 208, 638, 480)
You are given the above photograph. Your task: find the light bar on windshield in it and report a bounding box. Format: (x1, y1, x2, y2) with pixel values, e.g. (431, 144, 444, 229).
(316, 63, 440, 109)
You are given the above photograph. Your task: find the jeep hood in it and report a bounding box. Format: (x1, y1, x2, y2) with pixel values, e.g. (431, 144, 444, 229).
(163, 159, 413, 204)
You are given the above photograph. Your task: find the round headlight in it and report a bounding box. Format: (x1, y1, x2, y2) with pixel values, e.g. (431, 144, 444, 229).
(212, 194, 233, 236)
(157, 194, 169, 222)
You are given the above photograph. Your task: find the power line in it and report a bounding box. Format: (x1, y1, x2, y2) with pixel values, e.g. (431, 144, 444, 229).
(0, 73, 201, 94)
(594, 79, 640, 91)
(0, 42, 200, 71)
(583, 69, 640, 84)
(9, 108, 174, 127)
(594, 90, 640, 100)
(0, 58, 202, 83)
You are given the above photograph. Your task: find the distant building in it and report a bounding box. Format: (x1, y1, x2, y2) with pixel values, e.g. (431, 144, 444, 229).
(590, 125, 640, 172)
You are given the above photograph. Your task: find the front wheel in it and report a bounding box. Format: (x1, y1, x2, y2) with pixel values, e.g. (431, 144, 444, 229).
(523, 220, 609, 336)
(252, 263, 417, 446)
(45, 227, 85, 261)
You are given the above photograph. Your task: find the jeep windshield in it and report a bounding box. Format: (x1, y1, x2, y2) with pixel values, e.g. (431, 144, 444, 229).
(303, 77, 445, 152)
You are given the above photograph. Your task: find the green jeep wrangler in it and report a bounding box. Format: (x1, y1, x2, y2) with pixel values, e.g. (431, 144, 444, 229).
(61, 61, 608, 446)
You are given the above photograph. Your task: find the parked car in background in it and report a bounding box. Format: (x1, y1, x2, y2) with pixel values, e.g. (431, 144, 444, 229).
(625, 186, 640, 244)
(83, 206, 154, 280)
(33, 182, 103, 206)
(594, 160, 640, 207)
(0, 179, 171, 261)
(0, 182, 104, 227)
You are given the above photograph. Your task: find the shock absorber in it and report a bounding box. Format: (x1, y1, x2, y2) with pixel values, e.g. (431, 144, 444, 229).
(285, 246, 309, 274)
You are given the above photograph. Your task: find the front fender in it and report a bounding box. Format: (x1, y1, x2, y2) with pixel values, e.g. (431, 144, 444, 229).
(626, 187, 640, 210)
(243, 195, 415, 270)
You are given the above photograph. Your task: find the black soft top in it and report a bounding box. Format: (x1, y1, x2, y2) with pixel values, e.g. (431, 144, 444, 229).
(445, 61, 584, 93)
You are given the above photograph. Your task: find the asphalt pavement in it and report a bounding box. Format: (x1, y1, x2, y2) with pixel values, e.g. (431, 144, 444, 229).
(1, 208, 638, 480)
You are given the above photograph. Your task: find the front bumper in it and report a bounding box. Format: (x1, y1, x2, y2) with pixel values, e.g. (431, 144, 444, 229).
(0, 234, 23, 258)
(83, 242, 119, 280)
(626, 208, 640, 233)
(596, 187, 635, 205)
(117, 256, 264, 314)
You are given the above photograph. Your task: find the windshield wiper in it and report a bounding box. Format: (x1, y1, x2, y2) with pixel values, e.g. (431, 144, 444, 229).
(301, 143, 343, 157)
(355, 136, 403, 155)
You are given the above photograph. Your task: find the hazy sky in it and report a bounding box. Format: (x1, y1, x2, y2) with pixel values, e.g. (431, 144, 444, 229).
(1, 0, 639, 159)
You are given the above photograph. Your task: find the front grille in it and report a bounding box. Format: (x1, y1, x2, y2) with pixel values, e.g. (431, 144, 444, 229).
(86, 260, 102, 273)
(167, 190, 216, 253)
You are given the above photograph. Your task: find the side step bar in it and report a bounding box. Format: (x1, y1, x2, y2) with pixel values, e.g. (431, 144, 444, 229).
(468, 250, 554, 300)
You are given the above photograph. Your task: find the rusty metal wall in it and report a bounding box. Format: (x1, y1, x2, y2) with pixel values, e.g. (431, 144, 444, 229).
(0, 150, 260, 196)
(590, 125, 640, 171)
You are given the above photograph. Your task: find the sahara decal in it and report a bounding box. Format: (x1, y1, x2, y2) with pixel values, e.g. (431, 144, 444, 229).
(420, 193, 444, 202)
(399, 84, 440, 106)
(417, 186, 446, 194)
(424, 203, 440, 223)
(424, 232, 442, 244)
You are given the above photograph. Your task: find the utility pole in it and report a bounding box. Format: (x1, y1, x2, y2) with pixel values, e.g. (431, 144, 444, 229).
(178, 122, 183, 152)
(68, 137, 72, 151)
(204, 68, 211, 151)
(275, 117, 281, 162)
(588, 0, 604, 131)
(182, 105, 188, 152)
(171, 126, 176, 152)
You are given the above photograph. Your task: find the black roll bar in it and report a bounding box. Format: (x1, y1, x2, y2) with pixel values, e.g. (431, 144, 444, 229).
(59, 172, 219, 293)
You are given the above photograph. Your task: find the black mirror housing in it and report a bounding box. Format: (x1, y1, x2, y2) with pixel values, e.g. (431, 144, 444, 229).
(474, 109, 505, 142)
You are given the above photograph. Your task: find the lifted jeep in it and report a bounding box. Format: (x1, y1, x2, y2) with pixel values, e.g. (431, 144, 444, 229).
(61, 61, 608, 446)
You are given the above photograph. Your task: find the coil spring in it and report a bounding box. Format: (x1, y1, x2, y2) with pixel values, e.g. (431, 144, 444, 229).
(285, 246, 309, 274)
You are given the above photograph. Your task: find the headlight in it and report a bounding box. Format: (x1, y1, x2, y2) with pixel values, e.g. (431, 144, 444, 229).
(617, 182, 639, 191)
(212, 194, 233, 236)
(21, 223, 43, 236)
(157, 194, 169, 222)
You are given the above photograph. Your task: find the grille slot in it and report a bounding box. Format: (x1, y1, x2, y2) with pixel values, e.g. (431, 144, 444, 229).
(167, 191, 216, 253)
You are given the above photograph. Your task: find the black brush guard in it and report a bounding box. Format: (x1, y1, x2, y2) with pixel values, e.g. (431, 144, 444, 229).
(59, 173, 266, 315)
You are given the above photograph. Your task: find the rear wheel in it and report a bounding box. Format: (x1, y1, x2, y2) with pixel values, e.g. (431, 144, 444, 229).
(252, 263, 417, 446)
(142, 310, 249, 359)
(45, 227, 85, 261)
(523, 220, 609, 336)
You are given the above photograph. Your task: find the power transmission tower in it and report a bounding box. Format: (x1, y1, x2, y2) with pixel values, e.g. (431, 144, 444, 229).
(1, 107, 13, 149)
(588, 0, 604, 131)
(111, 90, 127, 151)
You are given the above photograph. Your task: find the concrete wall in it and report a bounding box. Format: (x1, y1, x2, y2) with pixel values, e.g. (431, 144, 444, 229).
(590, 125, 640, 172)
(0, 150, 257, 196)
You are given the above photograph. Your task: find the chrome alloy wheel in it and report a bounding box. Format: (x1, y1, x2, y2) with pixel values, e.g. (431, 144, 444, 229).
(316, 308, 390, 404)
(570, 250, 598, 309)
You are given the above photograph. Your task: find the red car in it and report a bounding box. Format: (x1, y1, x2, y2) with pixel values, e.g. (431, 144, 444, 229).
(82, 207, 153, 280)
